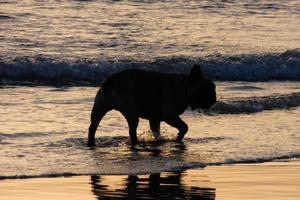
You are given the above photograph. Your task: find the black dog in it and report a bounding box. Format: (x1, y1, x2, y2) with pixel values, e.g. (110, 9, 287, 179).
(88, 64, 216, 146)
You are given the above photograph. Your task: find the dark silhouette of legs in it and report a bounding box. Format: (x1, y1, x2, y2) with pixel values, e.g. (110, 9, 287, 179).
(88, 92, 112, 146)
(165, 116, 188, 142)
(123, 112, 139, 145)
(149, 119, 161, 139)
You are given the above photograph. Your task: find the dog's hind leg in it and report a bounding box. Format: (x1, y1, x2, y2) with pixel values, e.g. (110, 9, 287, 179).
(88, 91, 112, 146)
(149, 119, 161, 140)
(165, 116, 188, 142)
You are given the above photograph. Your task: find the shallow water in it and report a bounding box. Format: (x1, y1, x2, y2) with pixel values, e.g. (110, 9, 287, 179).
(0, 82, 300, 178)
(1, 162, 300, 200)
(0, 0, 300, 179)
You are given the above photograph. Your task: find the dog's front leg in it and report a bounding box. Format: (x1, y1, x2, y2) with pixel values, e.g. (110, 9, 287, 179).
(165, 116, 188, 142)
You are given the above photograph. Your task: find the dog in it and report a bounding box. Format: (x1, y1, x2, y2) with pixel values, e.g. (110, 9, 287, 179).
(88, 64, 216, 146)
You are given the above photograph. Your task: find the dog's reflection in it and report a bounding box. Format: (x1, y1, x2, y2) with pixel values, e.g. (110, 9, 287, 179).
(91, 170, 215, 199)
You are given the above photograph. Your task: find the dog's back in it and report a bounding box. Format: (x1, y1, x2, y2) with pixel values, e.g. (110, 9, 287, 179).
(101, 69, 188, 119)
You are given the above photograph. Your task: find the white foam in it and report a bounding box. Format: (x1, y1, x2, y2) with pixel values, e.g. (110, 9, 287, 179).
(208, 92, 300, 114)
(0, 49, 299, 83)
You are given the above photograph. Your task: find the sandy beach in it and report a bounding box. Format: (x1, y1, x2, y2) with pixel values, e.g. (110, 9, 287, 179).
(1, 160, 299, 200)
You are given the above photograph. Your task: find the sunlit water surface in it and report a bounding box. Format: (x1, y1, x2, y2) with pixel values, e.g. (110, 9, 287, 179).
(1, 0, 300, 179)
(0, 82, 300, 178)
(1, 0, 299, 59)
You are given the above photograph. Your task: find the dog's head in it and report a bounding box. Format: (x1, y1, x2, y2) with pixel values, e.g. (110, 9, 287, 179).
(187, 64, 216, 110)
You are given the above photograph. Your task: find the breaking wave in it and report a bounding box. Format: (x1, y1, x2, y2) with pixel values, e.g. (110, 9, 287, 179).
(0, 49, 299, 84)
(208, 92, 300, 114)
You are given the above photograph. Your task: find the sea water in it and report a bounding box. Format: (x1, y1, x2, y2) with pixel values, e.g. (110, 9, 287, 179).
(0, 0, 300, 179)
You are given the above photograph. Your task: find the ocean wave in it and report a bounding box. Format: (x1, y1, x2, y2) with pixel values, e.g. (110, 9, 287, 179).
(0, 49, 299, 84)
(207, 92, 300, 114)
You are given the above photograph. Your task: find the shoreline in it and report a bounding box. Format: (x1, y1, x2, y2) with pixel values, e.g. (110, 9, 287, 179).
(1, 160, 299, 200)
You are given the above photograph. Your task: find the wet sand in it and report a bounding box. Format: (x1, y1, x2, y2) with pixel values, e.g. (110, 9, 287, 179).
(0, 161, 299, 200)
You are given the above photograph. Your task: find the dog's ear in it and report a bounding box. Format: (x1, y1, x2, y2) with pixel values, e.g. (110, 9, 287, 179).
(189, 64, 203, 84)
